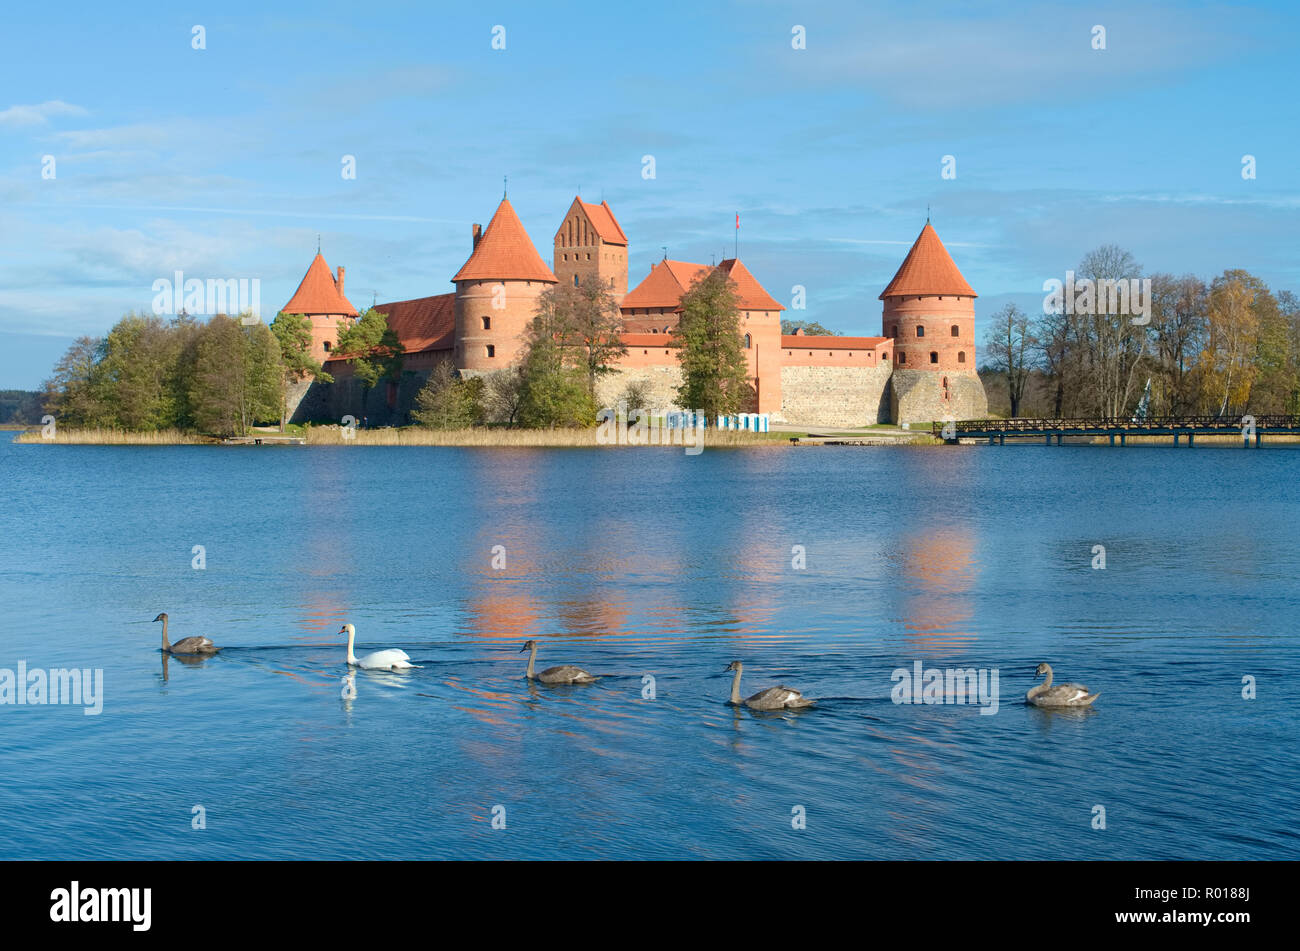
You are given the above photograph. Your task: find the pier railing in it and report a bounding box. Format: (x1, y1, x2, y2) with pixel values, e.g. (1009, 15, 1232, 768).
(933, 414, 1300, 446)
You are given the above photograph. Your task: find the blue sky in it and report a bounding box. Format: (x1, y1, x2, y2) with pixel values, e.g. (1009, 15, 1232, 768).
(1, 0, 1296, 388)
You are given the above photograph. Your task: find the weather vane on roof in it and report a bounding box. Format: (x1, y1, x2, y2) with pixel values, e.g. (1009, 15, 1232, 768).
(927, 204, 931, 223)
(317, 233, 321, 253)
(503, 175, 508, 199)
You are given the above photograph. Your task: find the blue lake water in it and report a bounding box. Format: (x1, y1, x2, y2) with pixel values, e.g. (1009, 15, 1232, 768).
(0, 435, 1297, 859)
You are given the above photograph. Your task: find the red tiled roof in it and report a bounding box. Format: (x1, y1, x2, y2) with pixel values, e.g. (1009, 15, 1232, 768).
(452, 198, 557, 283)
(372, 293, 455, 354)
(717, 258, 784, 311)
(780, 335, 889, 349)
(281, 253, 356, 316)
(621, 258, 783, 312)
(620, 259, 709, 310)
(579, 199, 627, 245)
(879, 222, 976, 299)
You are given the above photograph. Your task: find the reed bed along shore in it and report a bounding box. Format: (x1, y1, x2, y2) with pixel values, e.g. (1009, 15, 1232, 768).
(302, 426, 789, 448)
(12, 427, 207, 445)
(12, 425, 792, 448)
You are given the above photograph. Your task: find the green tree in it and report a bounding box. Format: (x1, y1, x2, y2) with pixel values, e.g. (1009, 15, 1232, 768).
(412, 362, 484, 429)
(674, 267, 750, 417)
(188, 314, 283, 435)
(335, 307, 404, 390)
(516, 329, 595, 428)
(96, 312, 188, 430)
(270, 311, 331, 430)
(243, 319, 284, 428)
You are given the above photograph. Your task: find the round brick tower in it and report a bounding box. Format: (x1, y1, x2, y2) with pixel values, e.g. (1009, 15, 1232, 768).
(880, 221, 977, 372)
(280, 251, 357, 366)
(452, 197, 557, 372)
(880, 221, 987, 422)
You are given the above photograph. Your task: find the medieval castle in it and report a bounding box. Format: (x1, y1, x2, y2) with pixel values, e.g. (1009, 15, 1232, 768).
(280, 195, 988, 427)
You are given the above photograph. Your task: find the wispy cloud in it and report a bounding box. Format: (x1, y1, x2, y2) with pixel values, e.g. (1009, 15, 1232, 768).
(0, 100, 87, 127)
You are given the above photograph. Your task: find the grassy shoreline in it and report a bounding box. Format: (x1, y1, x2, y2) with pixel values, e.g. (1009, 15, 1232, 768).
(11, 425, 798, 448)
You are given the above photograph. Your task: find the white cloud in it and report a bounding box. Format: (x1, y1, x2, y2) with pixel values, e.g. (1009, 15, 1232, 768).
(0, 100, 88, 127)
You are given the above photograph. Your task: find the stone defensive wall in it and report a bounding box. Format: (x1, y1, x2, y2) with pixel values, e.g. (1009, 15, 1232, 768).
(779, 363, 893, 427)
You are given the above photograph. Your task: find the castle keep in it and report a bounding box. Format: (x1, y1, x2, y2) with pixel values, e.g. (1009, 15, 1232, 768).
(282, 197, 987, 427)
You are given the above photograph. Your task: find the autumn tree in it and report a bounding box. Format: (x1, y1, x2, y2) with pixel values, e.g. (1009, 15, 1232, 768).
(1198, 270, 1262, 416)
(532, 276, 627, 397)
(42, 336, 111, 426)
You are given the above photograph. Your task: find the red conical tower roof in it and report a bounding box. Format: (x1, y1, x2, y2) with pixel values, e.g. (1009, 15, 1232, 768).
(281, 252, 357, 315)
(879, 222, 976, 299)
(453, 198, 558, 283)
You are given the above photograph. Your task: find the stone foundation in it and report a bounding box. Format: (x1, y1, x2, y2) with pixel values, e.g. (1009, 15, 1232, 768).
(890, 369, 988, 425)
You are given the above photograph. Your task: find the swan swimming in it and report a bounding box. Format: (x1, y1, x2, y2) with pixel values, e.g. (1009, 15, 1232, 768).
(1026, 663, 1099, 707)
(520, 640, 597, 684)
(339, 623, 420, 670)
(153, 613, 220, 655)
(725, 661, 814, 710)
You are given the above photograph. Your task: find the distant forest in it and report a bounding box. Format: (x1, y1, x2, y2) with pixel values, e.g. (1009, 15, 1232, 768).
(0, 390, 41, 425)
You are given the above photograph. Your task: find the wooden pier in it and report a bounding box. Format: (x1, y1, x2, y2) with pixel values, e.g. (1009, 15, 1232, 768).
(220, 436, 306, 446)
(934, 414, 1300, 447)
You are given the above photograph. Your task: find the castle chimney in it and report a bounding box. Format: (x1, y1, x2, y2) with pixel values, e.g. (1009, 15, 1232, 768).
(337, 266, 345, 297)
(472, 223, 482, 249)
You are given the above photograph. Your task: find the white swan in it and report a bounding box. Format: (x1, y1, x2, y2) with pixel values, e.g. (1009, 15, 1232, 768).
(339, 623, 420, 670)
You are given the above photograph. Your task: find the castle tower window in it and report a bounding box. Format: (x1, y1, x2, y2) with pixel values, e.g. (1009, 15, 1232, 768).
(916, 325, 925, 337)
(574, 275, 579, 287)
(486, 345, 495, 358)
(323, 341, 331, 352)
(951, 325, 960, 336)
(898, 352, 906, 364)
(930, 351, 938, 364)
(481, 316, 491, 330)
(958, 351, 966, 363)
(744, 333, 752, 349)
